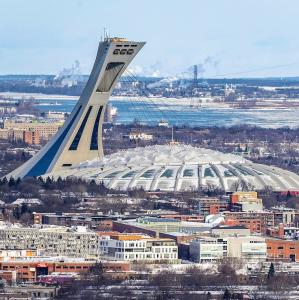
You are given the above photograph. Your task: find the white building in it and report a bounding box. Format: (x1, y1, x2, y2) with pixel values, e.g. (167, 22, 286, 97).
(129, 132, 153, 141)
(190, 235, 266, 263)
(99, 234, 178, 262)
(190, 237, 227, 263)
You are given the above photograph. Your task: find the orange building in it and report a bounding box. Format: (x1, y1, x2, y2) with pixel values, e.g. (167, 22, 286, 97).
(224, 211, 274, 234)
(23, 130, 40, 145)
(0, 270, 16, 283)
(230, 191, 260, 204)
(198, 197, 229, 216)
(0, 260, 130, 282)
(266, 238, 299, 262)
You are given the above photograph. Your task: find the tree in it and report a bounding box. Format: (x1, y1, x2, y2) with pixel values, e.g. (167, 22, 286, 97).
(267, 262, 275, 279)
(90, 261, 104, 289)
(8, 177, 16, 187)
(223, 288, 231, 300)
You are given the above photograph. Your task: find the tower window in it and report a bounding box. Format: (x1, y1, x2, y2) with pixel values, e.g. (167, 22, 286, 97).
(97, 62, 125, 92)
(90, 106, 103, 150)
(69, 106, 93, 150)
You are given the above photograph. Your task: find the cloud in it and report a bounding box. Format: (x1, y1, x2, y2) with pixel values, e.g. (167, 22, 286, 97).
(127, 61, 163, 77)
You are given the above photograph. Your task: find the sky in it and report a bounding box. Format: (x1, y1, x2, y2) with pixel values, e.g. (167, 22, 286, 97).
(1, 0, 299, 78)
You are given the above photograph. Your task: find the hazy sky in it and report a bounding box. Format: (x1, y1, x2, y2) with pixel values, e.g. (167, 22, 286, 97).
(1, 0, 299, 77)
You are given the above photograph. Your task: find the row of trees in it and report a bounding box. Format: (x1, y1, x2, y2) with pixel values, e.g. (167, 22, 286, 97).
(55, 260, 299, 300)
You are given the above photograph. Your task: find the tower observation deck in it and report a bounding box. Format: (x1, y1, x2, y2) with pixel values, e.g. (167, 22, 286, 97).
(7, 37, 145, 179)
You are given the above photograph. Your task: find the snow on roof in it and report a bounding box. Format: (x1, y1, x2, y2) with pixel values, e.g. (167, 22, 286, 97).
(46, 144, 299, 193)
(11, 198, 41, 205)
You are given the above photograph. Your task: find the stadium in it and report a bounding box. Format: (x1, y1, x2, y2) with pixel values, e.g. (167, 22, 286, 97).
(47, 144, 299, 192)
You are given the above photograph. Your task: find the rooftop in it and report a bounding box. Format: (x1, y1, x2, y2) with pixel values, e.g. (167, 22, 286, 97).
(47, 144, 299, 192)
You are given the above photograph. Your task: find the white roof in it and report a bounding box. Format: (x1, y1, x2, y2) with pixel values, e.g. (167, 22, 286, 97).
(47, 144, 299, 193)
(12, 198, 41, 205)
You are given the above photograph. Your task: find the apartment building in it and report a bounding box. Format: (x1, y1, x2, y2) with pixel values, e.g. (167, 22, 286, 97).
(4, 120, 62, 140)
(271, 206, 298, 225)
(230, 191, 263, 212)
(224, 211, 274, 234)
(99, 233, 178, 262)
(197, 196, 230, 216)
(0, 226, 98, 258)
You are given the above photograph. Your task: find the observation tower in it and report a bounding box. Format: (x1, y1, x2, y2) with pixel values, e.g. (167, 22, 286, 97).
(7, 37, 145, 179)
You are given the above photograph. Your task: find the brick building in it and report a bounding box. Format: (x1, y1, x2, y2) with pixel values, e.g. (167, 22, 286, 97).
(224, 211, 274, 234)
(0, 258, 130, 282)
(266, 238, 299, 262)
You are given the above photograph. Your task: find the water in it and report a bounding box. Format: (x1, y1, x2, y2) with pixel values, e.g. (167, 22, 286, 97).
(33, 98, 299, 129)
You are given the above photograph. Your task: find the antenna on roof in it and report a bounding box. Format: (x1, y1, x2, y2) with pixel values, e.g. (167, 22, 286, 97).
(103, 27, 107, 41)
(103, 27, 110, 41)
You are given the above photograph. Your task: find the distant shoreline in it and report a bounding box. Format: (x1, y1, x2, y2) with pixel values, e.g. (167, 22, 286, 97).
(1, 92, 299, 110)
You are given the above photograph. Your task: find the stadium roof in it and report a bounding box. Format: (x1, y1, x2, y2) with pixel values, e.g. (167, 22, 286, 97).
(47, 144, 299, 192)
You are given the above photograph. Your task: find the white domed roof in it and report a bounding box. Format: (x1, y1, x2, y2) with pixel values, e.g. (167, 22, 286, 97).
(48, 144, 299, 192)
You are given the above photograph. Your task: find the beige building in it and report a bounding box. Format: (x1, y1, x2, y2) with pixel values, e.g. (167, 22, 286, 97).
(231, 191, 263, 212)
(190, 234, 266, 263)
(0, 128, 13, 140)
(4, 120, 63, 140)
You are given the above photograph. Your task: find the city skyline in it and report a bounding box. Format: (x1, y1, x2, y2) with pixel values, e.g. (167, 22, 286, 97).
(1, 0, 299, 77)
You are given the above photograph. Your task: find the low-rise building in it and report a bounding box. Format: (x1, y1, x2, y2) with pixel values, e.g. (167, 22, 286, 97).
(113, 217, 212, 237)
(23, 130, 40, 145)
(211, 225, 251, 237)
(190, 237, 227, 263)
(190, 234, 267, 263)
(267, 223, 299, 239)
(271, 206, 298, 225)
(224, 211, 274, 234)
(266, 238, 299, 262)
(4, 120, 62, 140)
(100, 233, 178, 263)
(128, 131, 153, 141)
(230, 191, 263, 212)
(0, 225, 98, 258)
(1, 285, 58, 299)
(197, 196, 229, 216)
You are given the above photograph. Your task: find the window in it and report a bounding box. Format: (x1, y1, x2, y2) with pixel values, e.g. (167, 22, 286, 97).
(97, 62, 125, 92)
(69, 106, 93, 150)
(90, 106, 103, 150)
